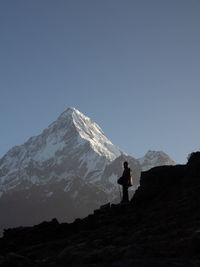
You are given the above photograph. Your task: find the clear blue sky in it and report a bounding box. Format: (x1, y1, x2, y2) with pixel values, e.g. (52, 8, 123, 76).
(0, 0, 200, 164)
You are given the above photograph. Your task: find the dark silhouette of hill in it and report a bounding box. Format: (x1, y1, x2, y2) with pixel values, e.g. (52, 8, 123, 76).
(0, 152, 200, 266)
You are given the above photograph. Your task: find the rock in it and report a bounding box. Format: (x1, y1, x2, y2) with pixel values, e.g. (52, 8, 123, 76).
(121, 244, 144, 259)
(190, 230, 200, 254)
(4, 252, 33, 267)
(57, 245, 75, 264)
(0, 255, 5, 264)
(91, 239, 104, 248)
(100, 203, 111, 210)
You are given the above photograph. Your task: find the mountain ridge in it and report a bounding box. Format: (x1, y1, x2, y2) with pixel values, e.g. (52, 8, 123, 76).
(0, 152, 199, 266)
(0, 107, 175, 235)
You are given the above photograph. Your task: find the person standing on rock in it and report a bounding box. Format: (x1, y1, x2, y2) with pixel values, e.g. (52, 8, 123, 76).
(118, 161, 133, 203)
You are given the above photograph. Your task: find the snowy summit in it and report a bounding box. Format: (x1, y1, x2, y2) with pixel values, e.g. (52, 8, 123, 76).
(57, 107, 122, 161)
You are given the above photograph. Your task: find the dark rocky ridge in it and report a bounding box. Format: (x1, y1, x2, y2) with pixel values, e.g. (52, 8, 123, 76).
(0, 152, 200, 266)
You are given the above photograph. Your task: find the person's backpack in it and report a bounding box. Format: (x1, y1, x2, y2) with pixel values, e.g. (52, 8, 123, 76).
(127, 168, 133, 187)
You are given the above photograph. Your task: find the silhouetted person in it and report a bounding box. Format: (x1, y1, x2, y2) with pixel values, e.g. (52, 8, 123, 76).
(119, 161, 132, 203)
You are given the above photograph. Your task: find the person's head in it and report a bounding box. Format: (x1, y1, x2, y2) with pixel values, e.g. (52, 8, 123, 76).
(123, 161, 128, 168)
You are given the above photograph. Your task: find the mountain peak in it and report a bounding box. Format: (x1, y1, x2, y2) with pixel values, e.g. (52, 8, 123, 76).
(145, 150, 165, 157)
(55, 107, 122, 161)
(138, 150, 175, 171)
(58, 107, 78, 120)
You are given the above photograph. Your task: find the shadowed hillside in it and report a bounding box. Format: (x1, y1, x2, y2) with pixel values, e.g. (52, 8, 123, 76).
(0, 152, 200, 266)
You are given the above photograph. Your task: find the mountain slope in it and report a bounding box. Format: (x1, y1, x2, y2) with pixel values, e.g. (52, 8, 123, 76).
(0, 107, 122, 190)
(0, 107, 174, 235)
(0, 152, 199, 266)
(0, 108, 139, 234)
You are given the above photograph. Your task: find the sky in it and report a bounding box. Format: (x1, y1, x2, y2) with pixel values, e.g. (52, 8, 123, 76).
(0, 0, 200, 164)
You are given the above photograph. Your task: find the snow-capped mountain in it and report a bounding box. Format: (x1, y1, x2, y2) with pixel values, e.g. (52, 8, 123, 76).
(0, 107, 122, 191)
(138, 150, 175, 171)
(0, 107, 174, 235)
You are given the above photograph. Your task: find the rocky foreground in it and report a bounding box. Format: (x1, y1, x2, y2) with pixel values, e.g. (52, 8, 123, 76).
(0, 152, 200, 267)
